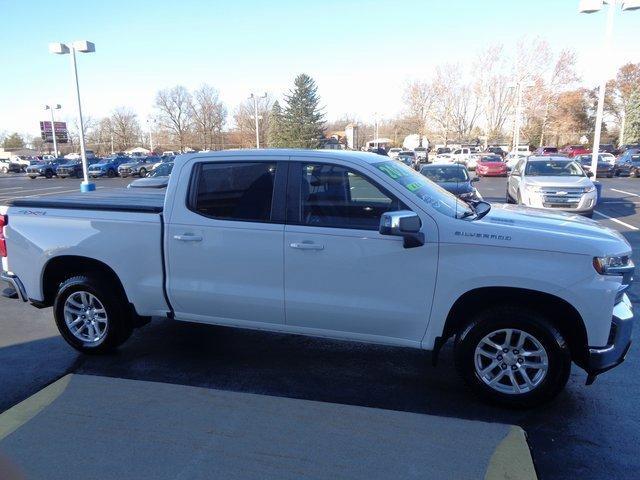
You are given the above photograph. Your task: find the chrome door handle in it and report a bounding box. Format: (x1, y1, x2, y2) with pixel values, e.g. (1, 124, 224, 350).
(174, 234, 203, 242)
(290, 242, 324, 250)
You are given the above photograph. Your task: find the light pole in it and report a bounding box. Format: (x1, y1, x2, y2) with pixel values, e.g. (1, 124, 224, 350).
(44, 104, 61, 157)
(249, 92, 267, 148)
(579, 0, 639, 180)
(147, 119, 155, 153)
(49, 40, 96, 192)
(510, 80, 534, 155)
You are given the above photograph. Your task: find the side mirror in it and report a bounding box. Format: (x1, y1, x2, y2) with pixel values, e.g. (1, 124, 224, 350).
(471, 176, 480, 183)
(587, 171, 594, 178)
(379, 211, 425, 248)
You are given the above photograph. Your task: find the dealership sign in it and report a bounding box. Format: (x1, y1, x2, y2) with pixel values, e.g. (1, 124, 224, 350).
(40, 121, 69, 143)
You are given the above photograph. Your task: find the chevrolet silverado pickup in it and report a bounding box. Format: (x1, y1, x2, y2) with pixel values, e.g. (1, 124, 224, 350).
(1, 149, 634, 407)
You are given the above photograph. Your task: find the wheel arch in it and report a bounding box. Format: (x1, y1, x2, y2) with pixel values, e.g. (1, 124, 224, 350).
(41, 255, 128, 307)
(433, 286, 588, 368)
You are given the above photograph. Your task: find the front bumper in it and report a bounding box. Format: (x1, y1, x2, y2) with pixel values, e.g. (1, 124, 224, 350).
(585, 293, 633, 384)
(1, 271, 27, 302)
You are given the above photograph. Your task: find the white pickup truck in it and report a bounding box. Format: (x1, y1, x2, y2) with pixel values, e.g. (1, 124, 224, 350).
(0, 149, 634, 407)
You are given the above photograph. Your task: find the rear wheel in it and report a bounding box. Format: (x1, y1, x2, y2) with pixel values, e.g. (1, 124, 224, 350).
(45, 170, 53, 179)
(53, 275, 133, 354)
(107, 169, 116, 178)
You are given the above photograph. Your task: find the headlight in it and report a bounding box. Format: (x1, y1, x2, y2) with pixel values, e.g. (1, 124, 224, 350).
(582, 186, 595, 193)
(593, 255, 634, 275)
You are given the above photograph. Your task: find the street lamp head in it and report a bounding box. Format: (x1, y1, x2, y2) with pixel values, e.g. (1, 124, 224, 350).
(622, 0, 640, 10)
(579, 0, 604, 12)
(49, 42, 70, 55)
(73, 40, 95, 53)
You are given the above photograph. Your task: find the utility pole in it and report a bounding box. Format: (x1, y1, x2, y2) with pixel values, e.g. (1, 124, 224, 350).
(249, 92, 267, 148)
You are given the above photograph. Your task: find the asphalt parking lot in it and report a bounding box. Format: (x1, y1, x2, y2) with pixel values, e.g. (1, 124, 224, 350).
(1, 172, 640, 479)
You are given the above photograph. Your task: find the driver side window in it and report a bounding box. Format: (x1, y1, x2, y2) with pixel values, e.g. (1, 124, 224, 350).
(297, 163, 406, 230)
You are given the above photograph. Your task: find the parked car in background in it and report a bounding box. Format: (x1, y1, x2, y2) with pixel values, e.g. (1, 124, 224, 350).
(55, 158, 97, 178)
(431, 154, 454, 164)
(613, 152, 640, 177)
(64, 150, 97, 161)
(475, 155, 507, 177)
(512, 145, 531, 157)
(436, 147, 451, 155)
(486, 146, 506, 158)
(532, 146, 560, 156)
(505, 153, 528, 171)
(599, 152, 616, 164)
(465, 154, 479, 171)
(397, 150, 417, 169)
(127, 162, 174, 189)
(153, 154, 176, 170)
(88, 155, 130, 178)
(451, 147, 471, 165)
(561, 145, 591, 157)
(414, 146, 428, 163)
(507, 156, 596, 217)
(619, 144, 640, 154)
(599, 144, 617, 155)
(26, 158, 66, 179)
(576, 154, 615, 178)
(387, 148, 402, 159)
(0, 159, 22, 174)
(419, 164, 482, 202)
(118, 156, 160, 178)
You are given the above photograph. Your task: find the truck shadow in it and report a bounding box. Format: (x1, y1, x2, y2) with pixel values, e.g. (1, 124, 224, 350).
(2, 318, 637, 479)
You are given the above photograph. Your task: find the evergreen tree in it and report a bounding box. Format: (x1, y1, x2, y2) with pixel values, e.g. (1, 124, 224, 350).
(624, 89, 640, 144)
(267, 100, 285, 147)
(2, 132, 25, 149)
(281, 74, 325, 148)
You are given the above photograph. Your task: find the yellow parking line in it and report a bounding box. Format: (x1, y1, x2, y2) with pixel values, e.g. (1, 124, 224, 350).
(0, 375, 72, 441)
(485, 426, 537, 480)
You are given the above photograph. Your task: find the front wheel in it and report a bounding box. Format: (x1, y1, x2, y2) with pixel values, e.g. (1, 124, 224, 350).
(107, 169, 116, 178)
(53, 275, 133, 354)
(138, 168, 147, 177)
(1, 166, 8, 174)
(454, 306, 571, 408)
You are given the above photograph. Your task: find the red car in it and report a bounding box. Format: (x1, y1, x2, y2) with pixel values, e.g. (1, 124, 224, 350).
(475, 155, 507, 176)
(561, 145, 591, 157)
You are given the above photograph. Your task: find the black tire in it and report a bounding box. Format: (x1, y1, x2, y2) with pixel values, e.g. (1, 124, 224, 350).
(76, 169, 83, 179)
(53, 275, 133, 354)
(1, 166, 8, 174)
(45, 170, 53, 179)
(28, 176, 36, 179)
(139, 168, 147, 177)
(107, 169, 116, 178)
(454, 305, 571, 408)
(505, 189, 514, 204)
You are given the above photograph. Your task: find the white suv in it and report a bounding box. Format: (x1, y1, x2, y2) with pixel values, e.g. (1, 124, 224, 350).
(507, 156, 597, 217)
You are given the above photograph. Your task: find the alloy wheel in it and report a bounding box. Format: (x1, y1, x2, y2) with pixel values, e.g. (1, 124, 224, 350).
(63, 291, 109, 344)
(474, 328, 548, 395)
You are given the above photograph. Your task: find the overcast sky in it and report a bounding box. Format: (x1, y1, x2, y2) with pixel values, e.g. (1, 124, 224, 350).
(1, 0, 638, 137)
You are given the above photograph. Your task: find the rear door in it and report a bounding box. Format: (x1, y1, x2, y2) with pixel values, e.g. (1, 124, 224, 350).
(283, 160, 438, 344)
(166, 157, 287, 326)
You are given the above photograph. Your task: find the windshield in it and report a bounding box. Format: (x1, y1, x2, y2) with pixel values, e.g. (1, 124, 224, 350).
(525, 160, 584, 177)
(374, 161, 474, 219)
(150, 163, 174, 176)
(421, 166, 469, 182)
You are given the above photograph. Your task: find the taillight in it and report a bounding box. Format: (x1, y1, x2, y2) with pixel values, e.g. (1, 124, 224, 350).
(0, 214, 7, 257)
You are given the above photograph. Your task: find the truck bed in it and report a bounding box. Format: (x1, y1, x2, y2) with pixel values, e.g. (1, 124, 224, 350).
(7, 189, 165, 213)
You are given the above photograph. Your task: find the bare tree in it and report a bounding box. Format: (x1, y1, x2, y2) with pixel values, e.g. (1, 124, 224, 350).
(110, 107, 141, 151)
(155, 86, 193, 151)
(402, 80, 434, 145)
(474, 45, 515, 141)
(190, 85, 226, 150)
(233, 95, 273, 148)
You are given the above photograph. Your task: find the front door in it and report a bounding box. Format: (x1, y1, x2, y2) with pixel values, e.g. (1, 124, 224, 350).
(283, 161, 438, 344)
(166, 159, 286, 326)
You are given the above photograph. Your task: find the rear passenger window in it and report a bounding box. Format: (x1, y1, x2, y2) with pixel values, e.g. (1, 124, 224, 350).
(191, 162, 276, 222)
